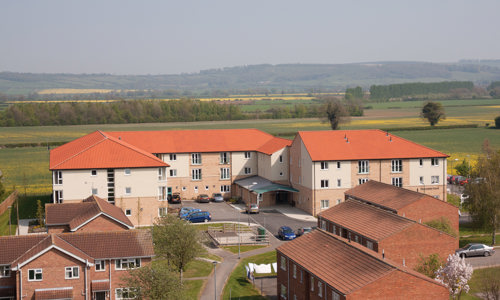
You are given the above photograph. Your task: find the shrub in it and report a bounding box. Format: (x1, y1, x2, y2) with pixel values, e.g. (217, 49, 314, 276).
(425, 217, 457, 237)
(414, 253, 444, 278)
(495, 116, 500, 129)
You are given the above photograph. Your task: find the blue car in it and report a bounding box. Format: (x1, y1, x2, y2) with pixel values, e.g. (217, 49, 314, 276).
(278, 226, 296, 240)
(184, 211, 211, 223)
(179, 207, 201, 219)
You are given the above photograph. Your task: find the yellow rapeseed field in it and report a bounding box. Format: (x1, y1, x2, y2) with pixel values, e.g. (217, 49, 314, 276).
(38, 88, 125, 94)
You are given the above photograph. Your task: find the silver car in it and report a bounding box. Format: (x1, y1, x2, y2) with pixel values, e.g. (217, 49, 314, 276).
(212, 193, 224, 202)
(455, 243, 495, 258)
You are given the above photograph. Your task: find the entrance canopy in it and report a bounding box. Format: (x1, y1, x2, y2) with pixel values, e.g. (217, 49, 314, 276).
(234, 176, 299, 194)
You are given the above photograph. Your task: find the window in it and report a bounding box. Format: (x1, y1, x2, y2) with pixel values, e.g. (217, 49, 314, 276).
(116, 258, 141, 270)
(125, 187, 132, 195)
(280, 256, 286, 271)
(419, 176, 424, 185)
(367, 240, 374, 250)
(337, 179, 341, 187)
(419, 158, 423, 167)
(244, 151, 251, 159)
(310, 277, 314, 291)
(244, 167, 252, 175)
(431, 158, 439, 166)
(125, 209, 131, 216)
(65, 266, 79, 279)
(28, 269, 42, 281)
(158, 168, 166, 181)
(318, 281, 323, 297)
(169, 169, 177, 177)
(91, 170, 97, 176)
(220, 185, 230, 193)
(332, 291, 340, 300)
(205, 185, 209, 190)
(320, 161, 328, 170)
(321, 220, 326, 230)
(320, 200, 329, 209)
(54, 190, 63, 204)
(337, 161, 341, 169)
(292, 264, 297, 278)
(354, 235, 359, 243)
(358, 178, 369, 185)
(194, 186, 198, 193)
(300, 270, 303, 283)
(124, 169, 131, 175)
(279, 155, 283, 163)
(220, 168, 230, 180)
(158, 186, 166, 201)
(159, 207, 167, 217)
(392, 177, 403, 187)
(358, 160, 369, 174)
(220, 152, 230, 164)
(192, 169, 202, 180)
(54, 171, 63, 185)
(95, 260, 105, 272)
(191, 153, 201, 165)
(280, 284, 287, 299)
(91, 188, 98, 195)
(337, 199, 341, 204)
(116, 288, 137, 300)
(391, 159, 402, 172)
(280, 172, 283, 176)
(0, 266, 10, 278)
(431, 175, 440, 184)
(169, 154, 176, 161)
(182, 186, 186, 191)
(320, 180, 329, 188)
(332, 224, 336, 234)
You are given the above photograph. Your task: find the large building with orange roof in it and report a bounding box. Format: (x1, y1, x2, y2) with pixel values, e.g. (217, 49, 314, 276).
(289, 129, 448, 215)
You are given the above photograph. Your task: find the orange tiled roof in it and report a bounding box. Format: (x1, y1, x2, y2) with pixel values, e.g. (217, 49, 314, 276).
(318, 199, 414, 241)
(345, 180, 455, 211)
(50, 131, 168, 170)
(0, 235, 46, 265)
(298, 129, 448, 161)
(105, 129, 292, 155)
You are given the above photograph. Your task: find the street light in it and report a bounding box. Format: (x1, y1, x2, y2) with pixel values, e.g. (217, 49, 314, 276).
(212, 261, 217, 300)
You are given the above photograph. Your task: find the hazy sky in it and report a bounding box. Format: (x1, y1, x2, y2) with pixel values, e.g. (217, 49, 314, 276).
(1, 0, 499, 75)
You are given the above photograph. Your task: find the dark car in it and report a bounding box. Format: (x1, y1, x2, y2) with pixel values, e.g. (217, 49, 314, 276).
(455, 243, 495, 258)
(196, 194, 210, 203)
(296, 227, 313, 237)
(184, 211, 211, 223)
(278, 226, 296, 240)
(179, 207, 201, 219)
(169, 192, 181, 204)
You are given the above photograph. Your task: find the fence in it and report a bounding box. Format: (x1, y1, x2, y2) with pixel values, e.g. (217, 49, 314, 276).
(207, 223, 269, 246)
(0, 190, 18, 215)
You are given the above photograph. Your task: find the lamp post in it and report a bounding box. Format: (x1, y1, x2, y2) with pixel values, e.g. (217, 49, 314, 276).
(212, 261, 217, 300)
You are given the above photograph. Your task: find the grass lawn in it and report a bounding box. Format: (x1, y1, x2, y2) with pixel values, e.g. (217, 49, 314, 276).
(0, 194, 50, 236)
(184, 279, 204, 300)
(460, 267, 500, 300)
(222, 245, 268, 254)
(183, 259, 215, 278)
(460, 234, 500, 248)
(199, 253, 223, 262)
(222, 250, 276, 300)
(0, 206, 15, 236)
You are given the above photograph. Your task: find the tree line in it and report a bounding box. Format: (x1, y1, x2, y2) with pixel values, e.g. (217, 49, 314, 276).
(369, 81, 474, 99)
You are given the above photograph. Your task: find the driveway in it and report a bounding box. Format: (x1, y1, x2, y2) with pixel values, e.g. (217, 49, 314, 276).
(464, 248, 500, 269)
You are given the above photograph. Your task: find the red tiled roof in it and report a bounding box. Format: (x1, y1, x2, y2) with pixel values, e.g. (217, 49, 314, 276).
(35, 288, 72, 300)
(46, 195, 133, 230)
(106, 129, 291, 155)
(318, 200, 414, 241)
(50, 131, 168, 170)
(345, 180, 453, 211)
(298, 129, 448, 161)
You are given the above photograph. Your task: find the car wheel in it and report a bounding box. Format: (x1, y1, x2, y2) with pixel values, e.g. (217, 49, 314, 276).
(484, 251, 490, 257)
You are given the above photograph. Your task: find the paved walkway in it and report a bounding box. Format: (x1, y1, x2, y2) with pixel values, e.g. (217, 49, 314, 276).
(17, 219, 35, 235)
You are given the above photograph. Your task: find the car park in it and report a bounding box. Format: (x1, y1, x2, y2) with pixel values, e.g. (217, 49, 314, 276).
(179, 207, 201, 219)
(459, 178, 470, 186)
(454, 176, 466, 185)
(296, 227, 313, 236)
(278, 226, 296, 240)
(246, 204, 260, 214)
(169, 192, 182, 204)
(196, 194, 210, 203)
(455, 243, 495, 258)
(211, 193, 224, 202)
(185, 211, 211, 223)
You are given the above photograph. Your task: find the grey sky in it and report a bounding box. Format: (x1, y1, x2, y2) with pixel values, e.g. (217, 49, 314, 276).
(1, 0, 499, 75)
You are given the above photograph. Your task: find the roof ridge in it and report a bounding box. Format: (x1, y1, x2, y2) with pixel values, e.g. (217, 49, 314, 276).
(52, 131, 108, 169)
(101, 131, 166, 165)
(11, 234, 51, 265)
(53, 233, 93, 259)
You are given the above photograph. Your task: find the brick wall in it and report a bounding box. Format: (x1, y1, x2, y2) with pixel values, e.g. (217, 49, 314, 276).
(400, 197, 459, 232)
(0, 190, 18, 215)
(76, 215, 130, 232)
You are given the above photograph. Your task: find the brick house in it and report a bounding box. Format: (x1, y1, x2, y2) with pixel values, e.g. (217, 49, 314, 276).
(289, 130, 448, 215)
(317, 199, 458, 268)
(345, 180, 459, 231)
(276, 229, 449, 300)
(45, 195, 134, 233)
(0, 230, 153, 300)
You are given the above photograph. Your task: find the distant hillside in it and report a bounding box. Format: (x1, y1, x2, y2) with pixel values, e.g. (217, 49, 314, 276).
(2, 60, 500, 95)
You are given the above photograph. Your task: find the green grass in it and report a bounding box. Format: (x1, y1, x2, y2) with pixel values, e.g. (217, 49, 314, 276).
(221, 245, 268, 254)
(459, 234, 500, 247)
(460, 267, 500, 300)
(183, 259, 214, 278)
(0, 194, 51, 236)
(222, 250, 276, 300)
(368, 99, 500, 110)
(199, 253, 223, 262)
(0, 206, 16, 236)
(183, 279, 204, 300)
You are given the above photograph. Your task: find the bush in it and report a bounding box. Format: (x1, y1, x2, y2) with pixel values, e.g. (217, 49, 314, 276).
(424, 217, 457, 237)
(414, 253, 444, 278)
(495, 116, 500, 129)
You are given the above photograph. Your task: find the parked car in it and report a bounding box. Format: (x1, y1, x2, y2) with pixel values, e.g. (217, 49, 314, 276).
(184, 211, 211, 223)
(454, 176, 466, 185)
(196, 194, 210, 203)
(179, 207, 201, 219)
(296, 227, 313, 236)
(211, 193, 224, 202)
(447, 174, 453, 184)
(455, 243, 495, 258)
(449, 175, 459, 184)
(169, 192, 182, 204)
(459, 178, 470, 186)
(278, 226, 296, 240)
(246, 204, 260, 214)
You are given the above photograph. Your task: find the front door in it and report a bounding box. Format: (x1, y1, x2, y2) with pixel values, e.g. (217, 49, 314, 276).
(94, 292, 106, 300)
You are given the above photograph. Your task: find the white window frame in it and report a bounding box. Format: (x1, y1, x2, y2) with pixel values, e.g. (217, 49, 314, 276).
(321, 220, 326, 230)
(124, 168, 131, 175)
(54, 190, 63, 203)
(95, 260, 105, 272)
(320, 161, 328, 170)
(431, 175, 440, 184)
(115, 258, 141, 270)
(192, 169, 202, 181)
(220, 185, 230, 193)
(318, 281, 323, 297)
(158, 186, 166, 201)
(292, 264, 297, 279)
(320, 180, 329, 189)
(358, 178, 369, 185)
(54, 171, 63, 185)
(91, 169, 97, 176)
(431, 158, 439, 166)
(244, 151, 251, 159)
(367, 240, 374, 250)
(280, 284, 287, 300)
(65, 266, 79, 279)
(244, 167, 252, 175)
(358, 160, 369, 174)
(0, 266, 11, 278)
(391, 159, 402, 173)
(191, 153, 201, 165)
(220, 152, 230, 164)
(220, 168, 230, 180)
(125, 187, 132, 195)
(392, 177, 403, 187)
(115, 288, 137, 300)
(28, 269, 42, 281)
(169, 169, 177, 177)
(419, 176, 424, 185)
(158, 207, 168, 217)
(310, 277, 314, 291)
(169, 154, 177, 161)
(280, 256, 286, 271)
(91, 188, 98, 195)
(332, 290, 340, 300)
(125, 209, 131, 216)
(320, 200, 329, 209)
(158, 168, 166, 181)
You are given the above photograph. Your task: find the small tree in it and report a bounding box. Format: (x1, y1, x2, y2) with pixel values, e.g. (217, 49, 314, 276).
(323, 98, 348, 130)
(455, 159, 471, 177)
(435, 254, 473, 299)
(421, 101, 446, 126)
(414, 253, 443, 278)
(35, 200, 45, 227)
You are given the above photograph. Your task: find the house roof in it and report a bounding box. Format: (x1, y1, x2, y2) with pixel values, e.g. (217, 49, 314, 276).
(50, 131, 168, 170)
(298, 129, 448, 162)
(105, 129, 292, 155)
(318, 199, 414, 241)
(0, 235, 46, 265)
(345, 180, 455, 212)
(45, 195, 134, 231)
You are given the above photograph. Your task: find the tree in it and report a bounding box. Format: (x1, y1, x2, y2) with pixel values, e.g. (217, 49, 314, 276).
(463, 143, 500, 245)
(454, 159, 471, 177)
(0, 174, 5, 199)
(323, 98, 348, 130)
(152, 214, 205, 280)
(435, 254, 473, 299)
(35, 200, 44, 227)
(421, 101, 446, 126)
(495, 116, 500, 129)
(122, 260, 186, 300)
(414, 253, 443, 278)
